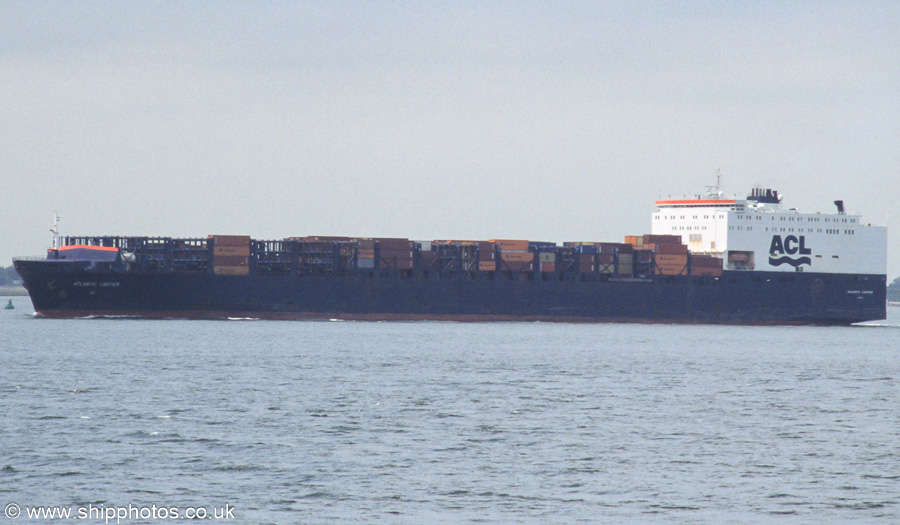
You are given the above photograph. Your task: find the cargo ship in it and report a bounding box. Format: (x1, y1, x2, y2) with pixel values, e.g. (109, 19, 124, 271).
(13, 187, 887, 324)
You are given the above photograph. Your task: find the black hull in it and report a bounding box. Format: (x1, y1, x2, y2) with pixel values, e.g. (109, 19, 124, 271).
(13, 260, 887, 325)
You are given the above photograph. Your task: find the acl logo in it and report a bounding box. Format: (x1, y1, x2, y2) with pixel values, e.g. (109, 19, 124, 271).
(769, 235, 812, 267)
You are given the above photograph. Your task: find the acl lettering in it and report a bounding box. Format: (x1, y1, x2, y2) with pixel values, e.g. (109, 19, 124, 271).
(769, 235, 812, 267)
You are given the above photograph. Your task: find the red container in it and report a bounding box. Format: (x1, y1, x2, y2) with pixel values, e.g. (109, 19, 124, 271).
(691, 255, 722, 267)
(643, 234, 682, 245)
(376, 238, 414, 250)
(210, 235, 250, 247)
(651, 243, 689, 255)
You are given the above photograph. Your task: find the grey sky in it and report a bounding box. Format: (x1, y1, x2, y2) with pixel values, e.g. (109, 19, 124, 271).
(3, 1, 898, 279)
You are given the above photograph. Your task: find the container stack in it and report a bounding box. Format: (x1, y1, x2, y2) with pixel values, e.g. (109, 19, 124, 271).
(575, 244, 596, 273)
(690, 254, 724, 276)
(377, 238, 414, 270)
(478, 241, 496, 271)
(357, 239, 376, 269)
(538, 251, 556, 272)
(646, 239, 689, 276)
(211, 235, 250, 276)
(625, 234, 690, 275)
(492, 239, 533, 272)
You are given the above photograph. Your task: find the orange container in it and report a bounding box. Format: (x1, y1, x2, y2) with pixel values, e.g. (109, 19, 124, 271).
(656, 254, 688, 265)
(491, 239, 529, 251)
(212, 255, 249, 266)
(213, 245, 251, 257)
(500, 252, 534, 262)
(479, 261, 497, 271)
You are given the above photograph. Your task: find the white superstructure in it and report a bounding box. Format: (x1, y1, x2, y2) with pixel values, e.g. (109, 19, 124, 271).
(652, 188, 886, 275)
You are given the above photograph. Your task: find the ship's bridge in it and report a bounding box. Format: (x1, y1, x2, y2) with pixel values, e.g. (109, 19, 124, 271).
(651, 187, 886, 275)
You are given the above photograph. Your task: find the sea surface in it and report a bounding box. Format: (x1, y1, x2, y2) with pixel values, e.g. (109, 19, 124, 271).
(1, 295, 898, 524)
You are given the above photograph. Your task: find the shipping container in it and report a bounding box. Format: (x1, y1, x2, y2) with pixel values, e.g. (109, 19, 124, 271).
(657, 264, 687, 275)
(500, 261, 533, 272)
(690, 254, 723, 268)
(579, 262, 595, 273)
(376, 238, 414, 250)
(213, 265, 250, 276)
(286, 236, 352, 242)
(598, 253, 614, 265)
(500, 252, 535, 262)
(358, 239, 376, 250)
(539, 252, 556, 263)
(646, 243, 689, 255)
(624, 235, 642, 247)
(478, 261, 497, 271)
(656, 254, 689, 265)
(642, 234, 682, 245)
(540, 262, 556, 272)
(379, 249, 414, 259)
(435, 239, 479, 245)
(213, 245, 251, 257)
(417, 241, 432, 251)
(210, 235, 251, 247)
(358, 249, 375, 258)
(212, 255, 249, 267)
(690, 266, 724, 276)
(617, 263, 634, 275)
(357, 258, 375, 269)
(490, 239, 529, 251)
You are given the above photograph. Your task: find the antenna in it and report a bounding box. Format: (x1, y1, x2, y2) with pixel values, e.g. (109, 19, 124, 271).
(51, 211, 60, 250)
(705, 169, 723, 199)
